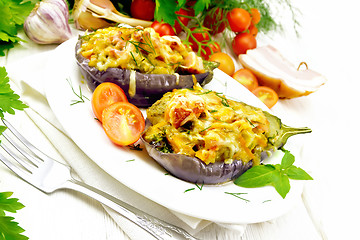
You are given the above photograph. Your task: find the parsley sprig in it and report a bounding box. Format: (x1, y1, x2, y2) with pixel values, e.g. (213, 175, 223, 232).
(234, 149, 313, 198)
(0, 67, 29, 239)
(0, 0, 35, 56)
(0, 192, 28, 240)
(0, 66, 28, 118)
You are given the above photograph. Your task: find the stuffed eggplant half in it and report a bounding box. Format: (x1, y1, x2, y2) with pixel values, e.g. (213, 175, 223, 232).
(141, 85, 311, 184)
(75, 26, 216, 107)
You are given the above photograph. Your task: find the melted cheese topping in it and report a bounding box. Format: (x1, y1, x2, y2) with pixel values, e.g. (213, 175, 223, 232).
(80, 26, 205, 74)
(144, 86, 270, 165)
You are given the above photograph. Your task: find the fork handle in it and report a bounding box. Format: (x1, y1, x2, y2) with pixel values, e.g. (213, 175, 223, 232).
(63, 179, 198, 240)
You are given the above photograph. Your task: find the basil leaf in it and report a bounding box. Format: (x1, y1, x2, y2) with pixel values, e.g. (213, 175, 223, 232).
(273, 174, 290, 199)
(234, 165, 277, 188)
(286, 165, 313, 180)
(280, 149, 295, 169)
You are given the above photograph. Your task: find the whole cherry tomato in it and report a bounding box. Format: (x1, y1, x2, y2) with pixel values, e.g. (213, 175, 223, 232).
(203, 8, 226, 35)
(209, 52, 235, 76)
(188, 27, 210, 52)
(227, 8, 251, 33)
(250, 8, 261, 24)
(232, 32, 257, 55)
(130, 0, 155, 21)
(151, 21, 175, 36)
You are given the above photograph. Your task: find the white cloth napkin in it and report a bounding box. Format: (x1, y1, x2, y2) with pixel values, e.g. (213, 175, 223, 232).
(5, 48, 247, 239)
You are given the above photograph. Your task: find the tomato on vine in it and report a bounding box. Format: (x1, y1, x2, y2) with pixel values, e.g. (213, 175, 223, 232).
(130, 0, 155, 21)
(174, 8, 194, 34)
(188, 27, 210, 52)
(232, 32, 257, 55)
(203, 8, 227, 35)
(202, 42, 221, 60)
(227, 8, 251, 33)
(250, 8, 261, 25)
(151, 21, 175, 36)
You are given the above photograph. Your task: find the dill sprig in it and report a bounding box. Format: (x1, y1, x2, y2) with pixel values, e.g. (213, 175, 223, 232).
(66, 78, 89, 106)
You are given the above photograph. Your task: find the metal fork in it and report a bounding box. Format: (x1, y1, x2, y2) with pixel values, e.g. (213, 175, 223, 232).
(0, 119, 198, 240)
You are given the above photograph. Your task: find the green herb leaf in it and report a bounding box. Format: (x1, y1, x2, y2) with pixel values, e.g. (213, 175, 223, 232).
(0, 192, 25, 215)
(0, 216, 28, 240)
(234, 149, 312, 199)
(273, 173, 290, 199)
(285, 165, 313, 180)
(280, 149, 295, 168)
(0, 192, 28, 240)
(0, 67, 28, 118)
(154, 0, 178, 25)
(0, 0, 35, 55)
(234, 165, 277, 188)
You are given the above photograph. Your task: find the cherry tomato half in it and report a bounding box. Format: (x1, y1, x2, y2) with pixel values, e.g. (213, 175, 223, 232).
(102, 102, 145, 146)
(232, 68, 258, 91)
(252, 86, 279, 109)
(232, 32, 257, 55)
(227, 8, 251, 33)
(130, 0, 155, 21)
(91, 82, 128, 122)
(209, 52, 235, 76)
(151, 21, 175, 36)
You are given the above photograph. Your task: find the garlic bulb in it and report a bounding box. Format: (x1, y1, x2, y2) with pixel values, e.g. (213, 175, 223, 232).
(24, 0, 72, 44)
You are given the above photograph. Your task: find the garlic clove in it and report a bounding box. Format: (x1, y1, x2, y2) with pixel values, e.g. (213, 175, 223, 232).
(73, 0, 152, 31)
(24, 0, 72, 44)
(238, 45, 327, 99)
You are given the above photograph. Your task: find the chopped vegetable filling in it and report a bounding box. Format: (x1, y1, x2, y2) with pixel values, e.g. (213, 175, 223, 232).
(79, 26, 205, 74)
(144, 85, 271, 165)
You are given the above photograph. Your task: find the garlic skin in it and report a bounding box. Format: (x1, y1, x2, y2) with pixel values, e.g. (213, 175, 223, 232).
(24, 0, 72, 44)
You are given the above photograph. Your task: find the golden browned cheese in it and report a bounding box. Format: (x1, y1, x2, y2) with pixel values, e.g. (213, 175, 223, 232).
(144, 86, 270, 165)
(78, 26, 205, 74)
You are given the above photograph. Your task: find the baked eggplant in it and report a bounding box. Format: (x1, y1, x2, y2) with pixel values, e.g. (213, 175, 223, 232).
(141, 87, 311, 184)
(75, 26, 217, 107)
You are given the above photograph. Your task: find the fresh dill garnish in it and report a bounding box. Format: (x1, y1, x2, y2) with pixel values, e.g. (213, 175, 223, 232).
(130, 51, 138, 66)
(184, 188, 195, 193)
(246, 117, 256, 128)
(195, 182, 204, 190)
(215, 92, 229, 107)
(66, 78, 89, 105)
(126, 159, 135, 162)
(225, 192, 250, 203)
(200, 126, 211, 133)
(262, 199, 272, 203)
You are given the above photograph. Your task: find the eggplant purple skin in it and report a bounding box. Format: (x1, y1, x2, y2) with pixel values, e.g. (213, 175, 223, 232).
(75, 39, 213, 107)
(141, 135, 254, 184)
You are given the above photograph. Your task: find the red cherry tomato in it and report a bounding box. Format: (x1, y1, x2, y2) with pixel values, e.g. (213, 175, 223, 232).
(91, 82, 128, 122)
(151, 21, 175, 36)
(202, 42, 221, 60)
(174, 8, 194, 34)
(232, 32, 257, 55)
(252, 86, 279, 109)
(250, 8, 261, 24)
(203, 8, 226, 35)
(209, 52, 235, 76)
(188, 27, 210, 52)
(232, 68, 258, 91)
(227, 8, 251, 33)
(130, 0, 155, 21)
(102, 102, 145, 146)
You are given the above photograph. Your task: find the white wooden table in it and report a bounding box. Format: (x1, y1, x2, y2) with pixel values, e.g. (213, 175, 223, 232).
(1, 0, 359, 239)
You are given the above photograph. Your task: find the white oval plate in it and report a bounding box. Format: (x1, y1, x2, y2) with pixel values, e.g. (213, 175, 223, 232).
(44, 37, 304, 224)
